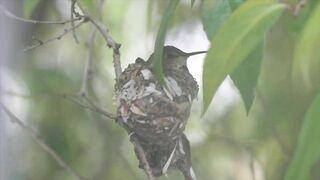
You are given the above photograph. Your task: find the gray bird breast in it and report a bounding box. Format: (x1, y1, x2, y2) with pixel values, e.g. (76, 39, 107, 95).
(116, 60, 198, 145)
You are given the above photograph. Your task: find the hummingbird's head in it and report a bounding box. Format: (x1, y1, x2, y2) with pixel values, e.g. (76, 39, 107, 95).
(162, 46, 207, 70)
(147, 46, 207, 70)
(162, 46, 189, 69)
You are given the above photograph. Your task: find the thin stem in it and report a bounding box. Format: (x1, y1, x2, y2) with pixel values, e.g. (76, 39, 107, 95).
(130, 135, 156, 180)
(71, 0, 80, 43)
(87, 19, 122, 80)
(75, 100, 154, 179)
(22, 19, 88, 51)
(84, 96, 117, 119)
(0, 4, 82, 25)
(0, 90, 31, 99)
(75, 0, 122, 81)
(64, 95, 117, 120)
(79, 28, 97, 96)
(66, 93, 155, 180)
(67, 94, 155, 180)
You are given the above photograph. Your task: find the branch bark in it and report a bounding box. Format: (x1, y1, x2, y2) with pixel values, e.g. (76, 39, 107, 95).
(65, 93, 156, 180)
(0, 4, 82, 24)
(71, 0, 80, 43)
(79, 28, 97, 96)
(75, 1, 122, 81)
(64, 95, 117, 120)
(22, 19, 88, 51)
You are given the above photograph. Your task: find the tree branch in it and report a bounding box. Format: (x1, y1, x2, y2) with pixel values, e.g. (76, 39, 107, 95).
(68, 2, 154, 179)
(0, 4, 82, 25)
(22, 19, 88, 51)
(66, 92, 156, 179)
(75, 0, 122, 81)
(0, 104, 90, 180)
(88, 19, 122, 81)
(78, 28, 97, 96)
(71, 0, 80, 43)
(0, 89, 32, 99)
(130, 135, 156, 180)
(64, 94, 117, 120)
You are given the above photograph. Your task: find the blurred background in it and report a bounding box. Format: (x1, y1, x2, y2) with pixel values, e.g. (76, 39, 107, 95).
(1, 0, 319, 180)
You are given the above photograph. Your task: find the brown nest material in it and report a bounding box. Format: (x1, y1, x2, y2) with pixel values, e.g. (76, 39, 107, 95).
(116, 52, 198, 179)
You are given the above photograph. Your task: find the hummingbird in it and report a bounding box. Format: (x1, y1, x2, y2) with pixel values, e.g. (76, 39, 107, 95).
(116, 46, 207, 180)
(146, 45, 207, 70)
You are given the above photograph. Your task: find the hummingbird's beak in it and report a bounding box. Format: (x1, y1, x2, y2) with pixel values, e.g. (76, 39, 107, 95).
(186, 51, 207, 57)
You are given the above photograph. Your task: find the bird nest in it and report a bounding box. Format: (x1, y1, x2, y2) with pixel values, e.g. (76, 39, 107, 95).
(115, 59, 198, 178)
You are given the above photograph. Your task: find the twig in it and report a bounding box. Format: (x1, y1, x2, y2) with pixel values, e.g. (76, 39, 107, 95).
(64, 95, 117, 120)
(88, 19, 122, 81)
(22, 19, 88, 51)
(0, 4, 82, 25)
(82, 96, 113, 117)
(0, 104, 90, 180)
(99, 125, 140, 179)
(68, 95, 155, 180)
(75, 0, 122, 81)
(83, 96, 118, 119)
(115, 117, 156, 180)
(1, 90, 116, 120)
(71, 0, 80, 43)
(0, 90, 32, 99)
(67, 93, 155, 179)
(130, 135, 156, 180)
(68, 95, 155, 179)
(79, 28, 97, 96)
(67, 94, 155, 179)
(71, 2, 154, 179)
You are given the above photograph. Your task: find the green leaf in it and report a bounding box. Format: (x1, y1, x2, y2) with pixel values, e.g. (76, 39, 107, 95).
(202, 0, 232, 40)
(284, 92, 320, 180)
(292, 2, 320, 92)
(23, 0, 40, 18)
(202, 0, 244, 40)
(231, 43, 263, 114)
(153, 0, 179, 85)
(202, 1, 285, 115)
